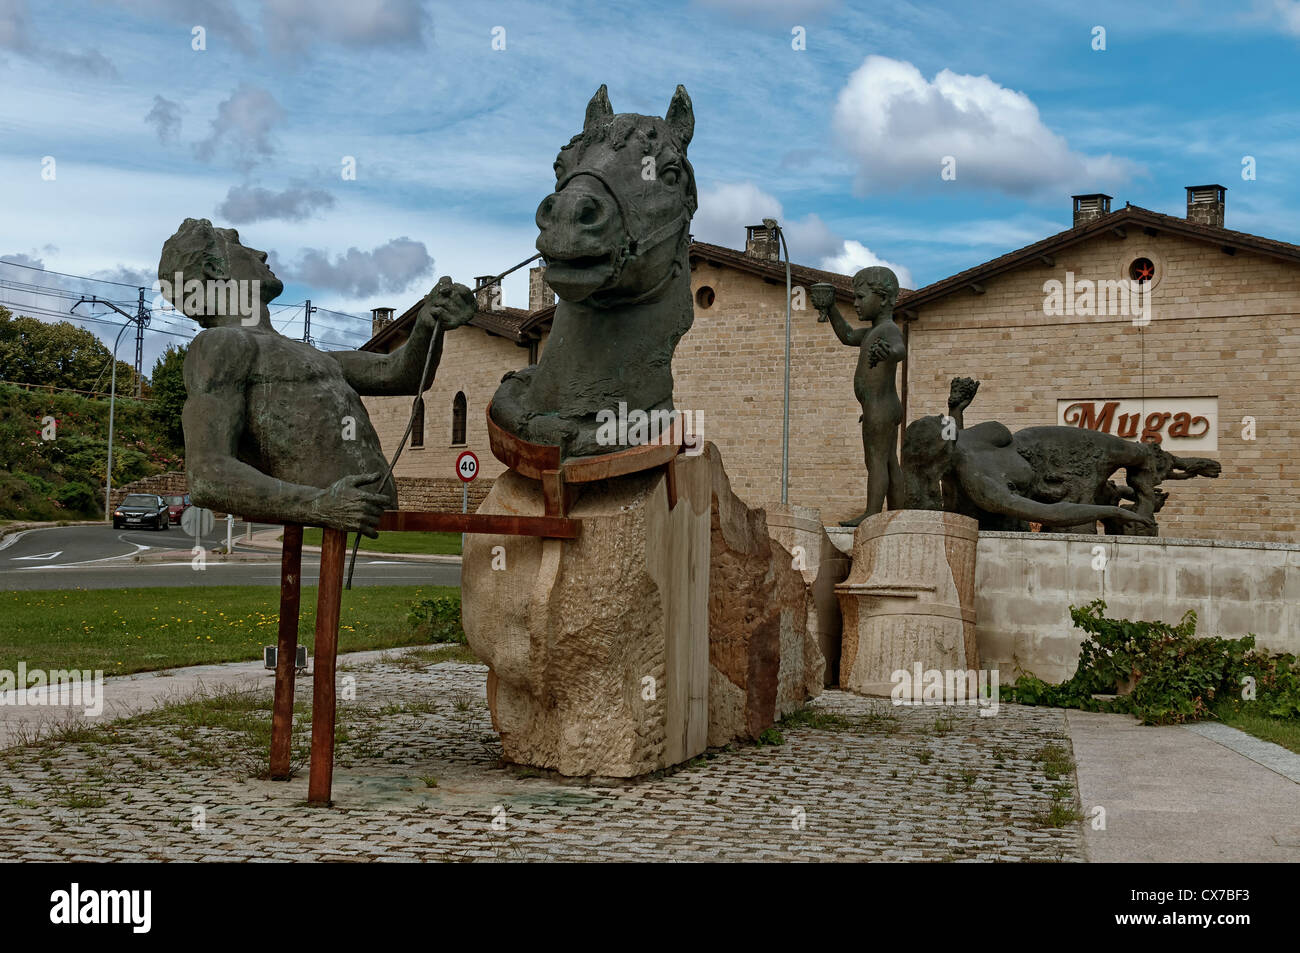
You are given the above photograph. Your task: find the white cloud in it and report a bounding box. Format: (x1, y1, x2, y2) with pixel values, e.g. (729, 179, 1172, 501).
(0, 0, 116, 76)
(822, 241, 913, 288)
(144, 95, 182, 144)
(832, 55, 1134, 196)
(216, 183, 335, 224)
(286, 237, 433, 298)
(692, 182, 782, 246)
(694, 181, 913, 286)
(263, 0, 429, 51)
(0, 0, 30, 50)
(194, 85, 287, 170)
(1268, 0, 1300, 33)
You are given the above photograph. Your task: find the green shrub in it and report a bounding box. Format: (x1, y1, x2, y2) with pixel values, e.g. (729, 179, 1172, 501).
(1003, 599, 1300, 725)
(55, 481, 99, 516)
(407, 595, 466, 644)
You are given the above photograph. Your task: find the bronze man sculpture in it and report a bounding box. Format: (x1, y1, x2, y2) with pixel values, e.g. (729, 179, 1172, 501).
(811, 268, 907, 526)
(159, 218, 475, 536)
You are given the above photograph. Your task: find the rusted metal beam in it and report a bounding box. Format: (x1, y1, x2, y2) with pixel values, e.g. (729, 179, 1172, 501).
(269, 523, 302, 781)
(378, 510, 581, 538)
(486, 402, 560, 479)
(307, 528, 346, 805)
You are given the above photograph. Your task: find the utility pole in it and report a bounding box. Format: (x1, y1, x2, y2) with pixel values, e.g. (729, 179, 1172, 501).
(133, 287, 149, 397)
(303, 299, 315, 346)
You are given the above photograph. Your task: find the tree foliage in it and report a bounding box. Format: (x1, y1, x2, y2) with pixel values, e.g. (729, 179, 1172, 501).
(0, 306, 138, 394)
(150, 344, 187, 445)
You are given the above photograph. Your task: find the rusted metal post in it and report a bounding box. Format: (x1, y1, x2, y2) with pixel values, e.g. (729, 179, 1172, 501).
(269, 523, 303, 780)
(308, 527, 346, 804)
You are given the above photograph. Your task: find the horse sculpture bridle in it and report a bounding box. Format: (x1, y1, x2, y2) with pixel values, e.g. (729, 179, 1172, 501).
(553, 160, 694, 308)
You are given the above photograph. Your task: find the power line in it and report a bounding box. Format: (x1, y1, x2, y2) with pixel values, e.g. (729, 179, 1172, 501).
(0, 257, 146, 290)
(0, 298, 197, 342)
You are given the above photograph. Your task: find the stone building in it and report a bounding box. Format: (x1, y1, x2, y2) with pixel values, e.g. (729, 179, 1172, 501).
(361, 186, 1300, 542)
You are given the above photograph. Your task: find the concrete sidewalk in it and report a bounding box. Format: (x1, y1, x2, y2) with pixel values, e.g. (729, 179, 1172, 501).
(0, 645, 428, 749)
(1068, 709, 1300, 862)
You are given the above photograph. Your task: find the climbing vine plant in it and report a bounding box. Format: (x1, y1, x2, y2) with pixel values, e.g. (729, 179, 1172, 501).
(1003, 599, 1300, 726)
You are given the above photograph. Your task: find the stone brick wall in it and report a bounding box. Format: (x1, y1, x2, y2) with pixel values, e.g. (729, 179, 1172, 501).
(361, 326, 540, 490)
(676, 262, 865, 520)
(109, 471, 187, 510)
(361, 230, 1300, 541)
(395, 476, 493, 512)
(974, 531, 1300, 682)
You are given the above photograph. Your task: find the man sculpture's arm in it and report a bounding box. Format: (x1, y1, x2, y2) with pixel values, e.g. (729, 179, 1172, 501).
(328, 277, 476, 396)
(183, 329, 390, 536)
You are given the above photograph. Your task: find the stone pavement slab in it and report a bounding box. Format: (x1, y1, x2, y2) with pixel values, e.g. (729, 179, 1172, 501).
(1067, 709, 1300, 863)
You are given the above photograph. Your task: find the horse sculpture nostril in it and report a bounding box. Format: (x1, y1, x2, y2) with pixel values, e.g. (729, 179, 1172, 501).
(577, 196, 601, 227)
(536, 196, 556, 228)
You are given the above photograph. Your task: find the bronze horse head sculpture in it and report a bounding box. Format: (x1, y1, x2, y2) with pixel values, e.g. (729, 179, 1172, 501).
(490, 84, 698, 457)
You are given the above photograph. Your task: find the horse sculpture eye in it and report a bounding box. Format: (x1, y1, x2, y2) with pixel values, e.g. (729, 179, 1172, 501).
(659, 167, 680, 186)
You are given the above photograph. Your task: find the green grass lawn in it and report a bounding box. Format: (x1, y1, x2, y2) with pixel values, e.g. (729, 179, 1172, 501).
(0, 585, 458, 678)
(1214, 705, 1300, 754)
(296, 527, 462, 555)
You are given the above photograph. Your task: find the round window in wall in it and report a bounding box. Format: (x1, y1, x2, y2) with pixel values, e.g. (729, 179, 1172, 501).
(1128, 257, 1155, 284)
(695, 285, 716, 309)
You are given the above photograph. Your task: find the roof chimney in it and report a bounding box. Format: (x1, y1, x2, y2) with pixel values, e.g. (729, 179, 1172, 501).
(1186, 184, 1226, 228)
(370, 306, 395, 337)
(1071, 193, 1112, 227)
(744, 223, 780, 261)
(527, 265, 554, 312)
(473, 275, 502, 312)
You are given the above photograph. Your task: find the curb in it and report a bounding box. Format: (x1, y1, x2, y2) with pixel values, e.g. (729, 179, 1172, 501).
(0, 520, 102, 544)
(241, 530, 463, 565)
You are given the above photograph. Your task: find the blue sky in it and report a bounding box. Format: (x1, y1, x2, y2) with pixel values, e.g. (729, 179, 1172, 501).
(1, 0, 1298, 368)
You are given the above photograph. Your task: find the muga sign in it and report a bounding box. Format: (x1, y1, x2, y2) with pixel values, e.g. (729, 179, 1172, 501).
(1057, 397, 1218, 452)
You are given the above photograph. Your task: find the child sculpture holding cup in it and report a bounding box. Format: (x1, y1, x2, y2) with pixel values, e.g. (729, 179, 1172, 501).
(811, 267, 907, 527)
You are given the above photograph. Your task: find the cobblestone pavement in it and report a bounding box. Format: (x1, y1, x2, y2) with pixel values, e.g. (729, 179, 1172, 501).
(0, 652, 1085, 861)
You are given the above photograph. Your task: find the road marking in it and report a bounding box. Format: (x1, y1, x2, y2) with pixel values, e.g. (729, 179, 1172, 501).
(0, 533, 23, 552)
(20, 540, 153, 570)
(11, 551, 62, 561)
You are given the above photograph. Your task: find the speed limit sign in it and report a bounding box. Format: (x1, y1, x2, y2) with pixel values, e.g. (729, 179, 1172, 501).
(456, 450, 479, 482)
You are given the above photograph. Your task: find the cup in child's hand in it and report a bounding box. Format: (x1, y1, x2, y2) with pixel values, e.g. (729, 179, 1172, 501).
(809, 282, 835, 312)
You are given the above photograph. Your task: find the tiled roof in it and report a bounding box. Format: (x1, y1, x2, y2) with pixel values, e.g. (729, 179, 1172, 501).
(897, 204, 1300, 315)
(688, 240, 916, 304)
(362, 299, 555, 352)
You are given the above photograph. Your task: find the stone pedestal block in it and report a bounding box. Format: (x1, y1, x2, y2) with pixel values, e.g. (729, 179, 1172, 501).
(462, 455, 711, 777)
(705, 447, 823, 747)
(765, 503, 849, 686)
(461, 443, 822, 776)
(836, 510, 980, 698)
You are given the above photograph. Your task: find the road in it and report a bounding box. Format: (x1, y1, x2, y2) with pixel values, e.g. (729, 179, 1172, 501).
(0, 523, 461, 591)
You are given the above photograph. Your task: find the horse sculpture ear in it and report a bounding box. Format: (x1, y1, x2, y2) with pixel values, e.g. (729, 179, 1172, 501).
(665, 85, 694, 149)
(584, 84, 613, 133)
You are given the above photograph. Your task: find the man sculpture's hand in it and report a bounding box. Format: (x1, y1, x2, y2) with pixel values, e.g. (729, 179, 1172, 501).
(309, 471, 390, 538)
(419, 276, 476, 330)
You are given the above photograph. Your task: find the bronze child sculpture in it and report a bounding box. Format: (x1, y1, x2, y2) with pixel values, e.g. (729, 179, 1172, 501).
(812, 268, 907, 526)
(159, 217, 475, 537)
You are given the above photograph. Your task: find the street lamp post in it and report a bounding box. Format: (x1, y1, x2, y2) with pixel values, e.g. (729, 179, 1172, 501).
(103, 321, 131, 520)
(763, 218, 793, 505)
(72, 296, 143, 521)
